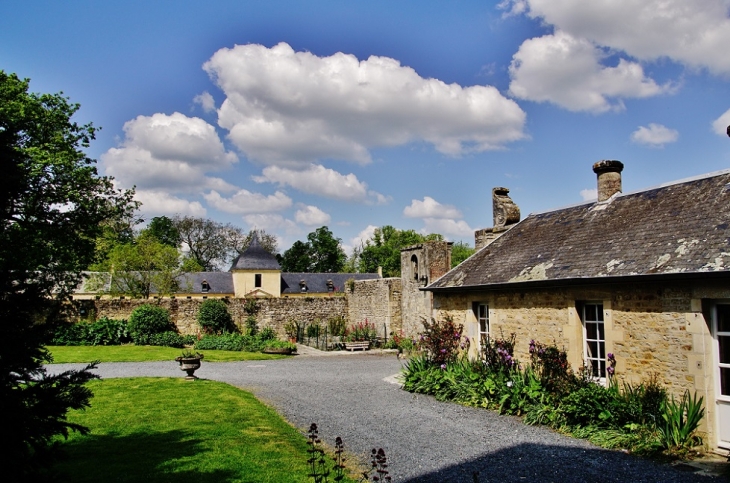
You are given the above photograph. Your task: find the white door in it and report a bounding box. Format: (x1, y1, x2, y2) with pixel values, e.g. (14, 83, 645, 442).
(713, 302, 730, 448)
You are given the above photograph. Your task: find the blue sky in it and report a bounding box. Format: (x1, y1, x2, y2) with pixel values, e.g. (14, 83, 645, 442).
(3, 0, 730, 254)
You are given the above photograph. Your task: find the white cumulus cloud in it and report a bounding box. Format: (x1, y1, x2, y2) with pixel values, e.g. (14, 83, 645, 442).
(203, 189, 292, 215)
(580, 188, 598, 201)
(134, 190, 207, 218)
(204, 42, 526, 166)
(102, 112, 238, 193)
(194, 91, 216, 113)
(630, 123, 679, 147)
(423, 218, 474, 238)
(403, 197, 463, 219)
(712, 108, 730, 136)
(508, 31, 671, 112)
(243, 214, 299, 236)
(253, 164, 386, 203)
(504, 0, 730, 75)
(295, 205, 331, 225)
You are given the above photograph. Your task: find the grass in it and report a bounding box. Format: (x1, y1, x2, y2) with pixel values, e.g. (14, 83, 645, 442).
(55, 378, 356, 483)
(46, 345, 289, 363)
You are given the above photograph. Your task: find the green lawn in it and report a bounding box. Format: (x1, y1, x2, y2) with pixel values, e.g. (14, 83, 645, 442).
(47, 345, 289, 363)
(56, 378, 355, 483)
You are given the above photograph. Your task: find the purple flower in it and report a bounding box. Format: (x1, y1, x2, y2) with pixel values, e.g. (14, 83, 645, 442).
(607, 353, 614, 360)
(607, 366, 615, 376)
(440, 348, 447, 353)
(440, 364, 446, 370)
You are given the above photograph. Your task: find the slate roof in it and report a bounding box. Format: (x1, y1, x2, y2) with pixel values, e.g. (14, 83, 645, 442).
(281, 273, 380, 295)
(75, 271, 235, 295)
(177, 272, 234, 294)
(428, 169, 730, 291)
(229, 234, 281, 271)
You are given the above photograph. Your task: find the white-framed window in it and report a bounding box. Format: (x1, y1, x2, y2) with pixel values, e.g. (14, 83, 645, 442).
(472, 302, 489, 346)
(714, 303, 730, 399)
(581, 302, 606, 380)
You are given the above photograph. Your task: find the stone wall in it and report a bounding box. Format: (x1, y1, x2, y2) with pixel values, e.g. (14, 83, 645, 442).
(80, 296, 348, 337)
(346, 278, 402, 337)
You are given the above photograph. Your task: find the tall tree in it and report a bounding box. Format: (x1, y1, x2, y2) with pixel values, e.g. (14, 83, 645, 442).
(106, 233, 182, 298)
(358, 226, 443, 277)
(142, 215, 180, 247)
(450, 240, 475, 267)
(173, 217, 278, 271)
(280, 226, 346, 273)
(279, 240, 312, 272)
(308, 226, 346, 272)
(0, 71, 138, 479)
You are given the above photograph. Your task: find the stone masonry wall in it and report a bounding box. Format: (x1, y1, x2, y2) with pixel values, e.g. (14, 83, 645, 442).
(346, 278, 402, 337)
(432, 280, 730, 445)
(81, 296, 347, 337)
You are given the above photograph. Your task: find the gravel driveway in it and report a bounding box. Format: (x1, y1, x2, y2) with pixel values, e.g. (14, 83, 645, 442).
(50, 350, 724, 482)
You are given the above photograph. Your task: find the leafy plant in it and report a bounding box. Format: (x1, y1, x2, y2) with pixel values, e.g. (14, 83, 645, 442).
(197, 298, 234, 334)
(307, 321, 323, 338)
(177, 349, 203, 360)
(481, 332, 517, 374)
(195, 333, 248, 351)
(264, 340, 297, 351)
(127, 304, 174, 343)
(659, 390, 705, 450)
(245, 315, 258, 336)
(344, 320, 378, 343)
(418, 316, 465, 367)
(86, 317, 130, 345)
(328, 316, 347, 337)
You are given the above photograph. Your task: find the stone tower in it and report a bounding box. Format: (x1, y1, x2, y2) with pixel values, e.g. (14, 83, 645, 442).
(400, 241, 452, 336)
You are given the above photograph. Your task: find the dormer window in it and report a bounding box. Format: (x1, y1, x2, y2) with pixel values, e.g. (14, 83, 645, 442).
(326, 279, 335, 292)
(299, 280, 308, 292)
(201, 280, 210, 293)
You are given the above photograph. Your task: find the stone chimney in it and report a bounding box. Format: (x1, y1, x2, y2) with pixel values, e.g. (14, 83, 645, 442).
(474, 187, 521, 251)
(593, 160, 624, 202)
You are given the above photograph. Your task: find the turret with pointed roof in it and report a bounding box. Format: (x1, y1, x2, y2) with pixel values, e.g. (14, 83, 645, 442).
(229, 233, 281, 271)
(230, 234, 281, 297)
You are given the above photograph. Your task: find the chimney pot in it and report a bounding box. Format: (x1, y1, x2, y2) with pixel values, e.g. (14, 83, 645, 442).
(593, 160, 623, 202)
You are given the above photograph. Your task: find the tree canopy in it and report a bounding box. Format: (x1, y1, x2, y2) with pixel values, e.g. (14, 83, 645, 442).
(280, 226, 346, 273)
(172, 216, 278, 271)
(358, 226, 443, 277)
(0, 71, 138, 478)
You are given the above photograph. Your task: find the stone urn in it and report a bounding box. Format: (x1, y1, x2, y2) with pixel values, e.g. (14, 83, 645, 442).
(175, 353, 204, 380)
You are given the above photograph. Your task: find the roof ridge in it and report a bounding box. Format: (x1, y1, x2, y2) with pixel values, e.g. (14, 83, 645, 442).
(529, 168, 730, 216)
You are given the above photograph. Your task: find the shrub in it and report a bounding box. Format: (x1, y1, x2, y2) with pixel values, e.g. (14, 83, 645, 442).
(344, 320, 378, 342)
(307, 322, 322, 338)
(258, 326, 277, 341)
(327, 316, 347, 337)
(197, 299, 233, 335)
(481, 332, 517, 374)
(127, 304, 174, 344)
(195, 333, 248, 351)
(418, 316, 465, 367)
(51, 318, 130, 346)
(86, 317, 130, 345)
(245, 315, 258, 336)
(143, 331, 188, 348)
(51, 322, 87, 346)
(529, 339, 573, 396)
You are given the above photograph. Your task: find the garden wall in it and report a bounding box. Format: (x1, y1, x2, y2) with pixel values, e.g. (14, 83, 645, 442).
(76, 296, 348, 337)
(346, 278, 402, 337)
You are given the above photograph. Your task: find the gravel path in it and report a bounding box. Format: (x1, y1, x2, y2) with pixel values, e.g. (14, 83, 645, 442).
(50, 351, 723, 483)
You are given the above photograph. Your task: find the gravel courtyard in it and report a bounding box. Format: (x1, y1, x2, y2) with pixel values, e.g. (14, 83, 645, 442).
(51, 350, 725, 482)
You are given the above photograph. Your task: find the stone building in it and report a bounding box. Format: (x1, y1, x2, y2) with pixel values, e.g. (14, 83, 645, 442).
(425, 162, 730, 451)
